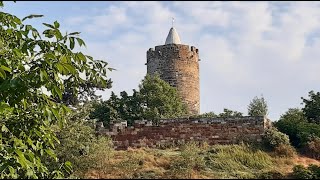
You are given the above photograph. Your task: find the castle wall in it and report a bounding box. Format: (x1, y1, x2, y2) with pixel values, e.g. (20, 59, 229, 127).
(97, 116, 269, 150)
(146, 44, 200, 115)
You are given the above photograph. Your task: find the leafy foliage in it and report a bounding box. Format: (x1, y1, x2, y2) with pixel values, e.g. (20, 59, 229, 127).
(275, 108, 320, 148)
(190, 111, 218, 118)
(292, 164, 320, 179)
(47, 104, 113, 178)
(262, 128, 291, 150)
(302, 135, 320, 160)
(218, 108, 243, 118)
(302, 91, 320, 124)
(261, 127, 296, 157)
(248, 95, 268, 116)
(192, 109, 243, 119)
(0, 3, 112, 178)
(90, 74, 189, 127)
(273, 144, 296, 158)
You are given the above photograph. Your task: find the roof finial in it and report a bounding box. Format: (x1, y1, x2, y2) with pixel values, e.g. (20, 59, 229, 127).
(172, 17, 174, 27)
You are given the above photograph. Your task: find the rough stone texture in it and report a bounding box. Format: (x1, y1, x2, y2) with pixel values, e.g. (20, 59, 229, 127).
(146, 44, 200, 115)
(97, 116, 270, 150)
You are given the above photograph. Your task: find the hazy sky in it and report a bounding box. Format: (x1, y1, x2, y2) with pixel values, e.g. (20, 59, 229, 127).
(3, 1, 320, 120)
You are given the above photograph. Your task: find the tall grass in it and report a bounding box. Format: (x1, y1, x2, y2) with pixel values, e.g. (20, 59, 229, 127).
(82, 142, 306, 179)
(203, 144, 273, 178)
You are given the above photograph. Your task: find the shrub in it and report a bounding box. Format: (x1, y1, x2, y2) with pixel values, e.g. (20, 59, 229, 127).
(47, 119, 113, 178)
(275, 108, 320, 148)
(274, 144, 297, 158)
(308, 164, 320, 178)
(262, 128, 291, 150)
(165, 141, 206, 179)
(291, 164, 320, 179)
(302, 135, 320, 160)
(180, 141, 206, 171)
(258, 170, 285, 179)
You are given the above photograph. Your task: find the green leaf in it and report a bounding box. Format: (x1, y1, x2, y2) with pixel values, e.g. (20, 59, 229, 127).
(63, 63, 76, 74)
(108, 67, 116, 71)
(69, 32, 80, 36)
(27, 138, 36, 150)
(22, 14, 43, 21)
(15, 149, 29, 169)
(61, 104, 71, 113)
(77, 52, 87, 63)
(40, 69, 48, 81)
(6, 28, 13, 34)
(13, 16, 21, 24)
(1, 65, 11, 72)
(69, 37, 75, 50)
(1, 125, 9, 132)
(22, 98, 27, 109)
(63, 161, 73, 173)
(55, 63, 67, 74)
(18, 64, 25, 71)
(25, 25, 32, 31)
(53, 86, 62, 100)
(43, 23, 55, 29)
(45, 149, 57, 161)
(0, 68, 6, 79)
(54, 21, 60, 29)
(32, 29, 39, 39)
(51, 108, 61, 121)
(76, 37, 86, 47)
(8, 166, 15, 175)
(54, 30, 62, 41)
(44, 53, 56, 60)
(60, 55, 68, 63)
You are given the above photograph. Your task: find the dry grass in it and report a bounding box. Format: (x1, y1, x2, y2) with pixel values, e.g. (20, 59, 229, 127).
(292, 156, 320, 167)
(82, 144, 320, 179)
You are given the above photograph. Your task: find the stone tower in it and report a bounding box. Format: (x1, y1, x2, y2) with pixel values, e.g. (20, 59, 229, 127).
(146, 25, 200, 115)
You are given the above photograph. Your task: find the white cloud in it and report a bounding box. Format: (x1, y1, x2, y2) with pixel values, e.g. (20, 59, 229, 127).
(59, 1, 320, 120)
(65, 16, 89, 25)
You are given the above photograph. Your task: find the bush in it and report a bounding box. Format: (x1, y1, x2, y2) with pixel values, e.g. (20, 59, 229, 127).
(258, 170, 285, 179)
(274, 144, 296, 158)
(291, 164, 320, 179)
(308, 164, 320, 178)
(165, 141, 206, 179)
(262, 128, 291, 150)
(275, 108, 320, 148)
(47, 119, 113, 178)
(302, 135, 320, 160)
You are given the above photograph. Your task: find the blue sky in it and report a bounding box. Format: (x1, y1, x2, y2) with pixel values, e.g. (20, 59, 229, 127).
(3, 1, 320, 120)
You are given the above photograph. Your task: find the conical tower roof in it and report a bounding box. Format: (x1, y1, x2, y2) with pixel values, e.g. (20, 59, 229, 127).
(165, 27, 181, 45)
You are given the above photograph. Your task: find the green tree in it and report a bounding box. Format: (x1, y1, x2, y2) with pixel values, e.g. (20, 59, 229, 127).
(302, 91, 320, 124)
(191, 111, 218, 118)
(218, 108, 243, 118)
(90, 92, 122, 127)
(90, 74, 189, 126)
(274, 108, 307, 146)
(139, 74, 188, 120)
(248, 95, 268, 116)
(0, 2, 112, 178)
(275, 108, 320, 148)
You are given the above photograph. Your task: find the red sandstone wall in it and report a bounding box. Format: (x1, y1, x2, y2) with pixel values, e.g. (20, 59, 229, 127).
(97, 116, 268, 150)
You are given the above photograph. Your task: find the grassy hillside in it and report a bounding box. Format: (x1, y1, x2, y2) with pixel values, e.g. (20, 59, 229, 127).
(76, 143, 320, 179)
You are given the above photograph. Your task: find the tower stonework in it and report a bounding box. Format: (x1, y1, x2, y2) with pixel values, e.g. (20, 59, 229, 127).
(146, 27, 200, 115)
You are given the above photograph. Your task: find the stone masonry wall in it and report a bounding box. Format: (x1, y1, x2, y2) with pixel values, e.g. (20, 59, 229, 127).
(146, 44, 200, 115)
(97, 116, 270, 150)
